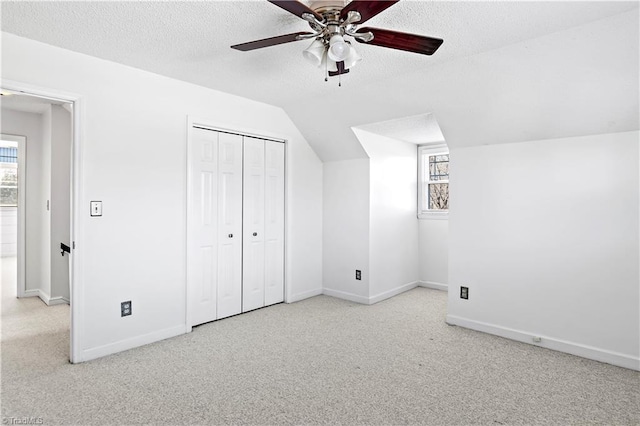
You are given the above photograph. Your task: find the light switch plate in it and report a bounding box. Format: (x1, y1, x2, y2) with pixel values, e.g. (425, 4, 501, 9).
(90, 201, 102, 217)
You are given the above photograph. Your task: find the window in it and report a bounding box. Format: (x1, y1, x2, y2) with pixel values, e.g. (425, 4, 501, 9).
(418, 145, 449, 218)
(0, 144, 18, 207)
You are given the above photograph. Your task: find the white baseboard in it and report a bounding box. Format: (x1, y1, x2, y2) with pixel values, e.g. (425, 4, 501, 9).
(369, 281, 418, 305)
(418, 281, 448, 291)
(29, 290, 69, 306)
(37, 289, 52, 305)
(48, 296, 70, 306)
(324, 281, 419, 305)
(446, 314, 640, 371)
(322, 288, 370, 304)
(80, 325, 187, 363)
(20, 289, 39, 298)
(288, 288, 322, 303)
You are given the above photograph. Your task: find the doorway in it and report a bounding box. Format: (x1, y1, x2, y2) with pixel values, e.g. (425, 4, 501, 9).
(0, 134, 24, 292)
(1, 87, 77, 361)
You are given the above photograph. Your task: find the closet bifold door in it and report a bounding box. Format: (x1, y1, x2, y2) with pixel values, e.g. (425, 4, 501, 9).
(216, 132, 243, 319)
(188, 128, 219, 326)
(242, 138, 285, 311)
(263, 141, 285, 306)
(242, 138, 266, 312)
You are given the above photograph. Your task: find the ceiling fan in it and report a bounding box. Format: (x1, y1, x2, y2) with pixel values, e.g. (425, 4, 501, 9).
(230, 0, 443, 84)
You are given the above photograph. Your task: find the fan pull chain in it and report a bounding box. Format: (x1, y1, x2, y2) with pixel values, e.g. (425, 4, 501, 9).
(324, 54, 328, 82)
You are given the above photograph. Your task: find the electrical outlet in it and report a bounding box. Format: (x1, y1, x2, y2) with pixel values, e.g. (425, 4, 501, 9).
(355, 270, 361, 280)
(121, 301, 132, 317)
(460, 286, 469, 300)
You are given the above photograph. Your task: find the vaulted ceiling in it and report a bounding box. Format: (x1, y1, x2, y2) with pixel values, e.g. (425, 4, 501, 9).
(2, 1, 638, 161)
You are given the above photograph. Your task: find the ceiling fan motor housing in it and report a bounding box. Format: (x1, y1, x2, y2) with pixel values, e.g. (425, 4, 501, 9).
(307, 1, 350, 13)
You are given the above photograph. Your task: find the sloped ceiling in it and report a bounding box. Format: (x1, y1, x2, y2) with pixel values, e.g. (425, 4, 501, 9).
(2, 1, 638, 161)
(355, 113, 445, 146)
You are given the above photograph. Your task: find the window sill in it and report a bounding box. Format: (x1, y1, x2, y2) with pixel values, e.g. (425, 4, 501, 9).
(418, 211, 449, 220)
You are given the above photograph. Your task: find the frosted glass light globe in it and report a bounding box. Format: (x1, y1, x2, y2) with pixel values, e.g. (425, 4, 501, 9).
(328, 35, 350, 61)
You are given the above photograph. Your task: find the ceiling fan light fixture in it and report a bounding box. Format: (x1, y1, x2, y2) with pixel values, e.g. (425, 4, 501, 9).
(343, 42, 361, 69)
(328, 34, 350, 61)
(321, 50, 339, 73)
(302, 39, 326, 67)
(230, 0, 444, 85)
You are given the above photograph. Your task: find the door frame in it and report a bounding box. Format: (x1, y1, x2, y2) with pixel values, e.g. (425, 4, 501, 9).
(2, 79, 84, 363)
(0, 133, 26, 296)
(185, 116, 288, 331)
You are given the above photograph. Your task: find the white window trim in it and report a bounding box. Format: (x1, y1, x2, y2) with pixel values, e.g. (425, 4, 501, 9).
(418, 144, 449, 220)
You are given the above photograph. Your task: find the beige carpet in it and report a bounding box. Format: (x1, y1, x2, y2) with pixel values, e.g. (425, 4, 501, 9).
(1, 256, 639, 425)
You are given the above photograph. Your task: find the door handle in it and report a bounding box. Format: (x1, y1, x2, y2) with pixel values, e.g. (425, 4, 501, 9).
(60, 242, 71, 256)
(253, 232, 257, 236)
(228, 234, 233, 238)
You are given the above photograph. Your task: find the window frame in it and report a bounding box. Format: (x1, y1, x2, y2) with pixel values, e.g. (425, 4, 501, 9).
(418, 143, 449, 220)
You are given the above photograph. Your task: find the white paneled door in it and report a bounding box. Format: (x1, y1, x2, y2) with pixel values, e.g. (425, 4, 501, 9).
(242, 138, 266, 312)
(188, 127, 285, 327)
(216, 132, 243, 319)
(188, 128, 219, 326)
(264, 141, 285, 306)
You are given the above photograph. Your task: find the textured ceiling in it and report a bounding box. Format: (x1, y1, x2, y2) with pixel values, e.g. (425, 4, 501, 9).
(2, 1, 638, 160)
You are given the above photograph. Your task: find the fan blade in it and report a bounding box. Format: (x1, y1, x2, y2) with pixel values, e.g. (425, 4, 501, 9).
(355, 27, 443, 55)
(340, 1, 399, 24)
(231, 32, 314, 51)
(268, 1, 323, 21)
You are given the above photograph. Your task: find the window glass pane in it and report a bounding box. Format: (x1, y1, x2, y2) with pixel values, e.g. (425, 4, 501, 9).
(0, 167, 18, 206)
(0, 147, 18, 163)
(429, 154, 449, 181)
(428, 183, 449, 210)
(0, 187, 18, 206)
(1, 167, 17, 185)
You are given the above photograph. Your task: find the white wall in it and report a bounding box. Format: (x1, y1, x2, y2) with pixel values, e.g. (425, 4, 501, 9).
(285, 125, 323, 304)
(358, 130, 419, 302)
(418, 219, 449, 288)
(0, 108, 47, 294)
(323, 130, 423, 305)
(50, 104, 71, 302)
(447, 131, 640, 370)
(2, 32, 323, 361)
(323, 159, 370, 303)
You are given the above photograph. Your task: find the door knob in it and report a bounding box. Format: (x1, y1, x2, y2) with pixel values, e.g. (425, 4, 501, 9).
(228, 233, 233, 238)
(253, 232, 257, 236)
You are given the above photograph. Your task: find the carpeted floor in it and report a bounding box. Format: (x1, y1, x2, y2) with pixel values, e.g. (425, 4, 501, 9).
(1, 256, 639, 425)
